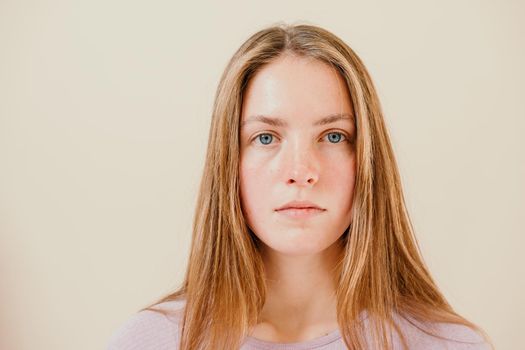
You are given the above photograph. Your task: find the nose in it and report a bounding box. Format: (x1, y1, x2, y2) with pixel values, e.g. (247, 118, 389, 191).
(284, 142, 319, 187)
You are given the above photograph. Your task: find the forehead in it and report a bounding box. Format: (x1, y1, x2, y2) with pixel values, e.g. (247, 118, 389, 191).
(241, 54, 353, 123)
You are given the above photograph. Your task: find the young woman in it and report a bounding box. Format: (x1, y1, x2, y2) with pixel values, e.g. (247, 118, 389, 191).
(108, 23, 493, 350)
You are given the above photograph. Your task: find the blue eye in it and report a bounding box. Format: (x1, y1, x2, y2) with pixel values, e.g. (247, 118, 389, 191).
(253, 131, 348, 146)
(256, 133, 274, 145)
(325, 132, 346, 143)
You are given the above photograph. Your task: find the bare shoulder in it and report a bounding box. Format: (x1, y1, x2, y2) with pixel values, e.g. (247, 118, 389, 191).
(392, 313, 491, 350)
(107, 300, 185, 350)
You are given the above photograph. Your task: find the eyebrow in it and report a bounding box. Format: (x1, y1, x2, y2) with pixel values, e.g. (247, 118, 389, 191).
(241, 113, 354, 128)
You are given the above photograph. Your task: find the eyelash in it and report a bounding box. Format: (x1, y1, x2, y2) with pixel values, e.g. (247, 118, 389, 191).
(250, 130, 350, 146)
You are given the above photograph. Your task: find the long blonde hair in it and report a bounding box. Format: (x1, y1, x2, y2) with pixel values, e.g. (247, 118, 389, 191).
(142, 22, 493, 349)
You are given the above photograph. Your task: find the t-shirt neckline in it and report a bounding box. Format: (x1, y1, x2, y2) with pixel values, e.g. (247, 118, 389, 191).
(243, 328, 342, 349)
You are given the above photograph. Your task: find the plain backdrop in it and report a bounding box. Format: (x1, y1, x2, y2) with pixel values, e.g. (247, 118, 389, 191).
(1, 1, 523, 349)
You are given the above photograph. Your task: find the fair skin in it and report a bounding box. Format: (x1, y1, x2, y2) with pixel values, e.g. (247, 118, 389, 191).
(239, 53, 357, 343)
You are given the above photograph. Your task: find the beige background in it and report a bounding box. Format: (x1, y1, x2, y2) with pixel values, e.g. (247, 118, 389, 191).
(1, 1, 523, 349)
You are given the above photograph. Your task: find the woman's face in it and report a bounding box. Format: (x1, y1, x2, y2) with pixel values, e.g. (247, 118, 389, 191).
(239, 54, 356, 257)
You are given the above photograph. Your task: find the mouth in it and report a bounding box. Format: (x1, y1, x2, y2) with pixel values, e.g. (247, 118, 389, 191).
(275, 200, 324, 211)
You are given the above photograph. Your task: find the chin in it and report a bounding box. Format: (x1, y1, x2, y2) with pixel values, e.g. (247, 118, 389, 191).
(261, 237, 339, 257)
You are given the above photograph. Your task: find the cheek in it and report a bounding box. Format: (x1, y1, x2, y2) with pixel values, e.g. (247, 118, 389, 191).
(240, 149, 279, 190)
(239, 157, 272, 219)
(324, 154, 356, 205)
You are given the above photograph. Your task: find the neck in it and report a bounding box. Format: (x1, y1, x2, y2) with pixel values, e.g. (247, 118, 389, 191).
(254, 239, 344, 337)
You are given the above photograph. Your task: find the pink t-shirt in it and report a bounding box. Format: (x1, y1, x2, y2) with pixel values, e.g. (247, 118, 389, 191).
(107, 299, 489, 349)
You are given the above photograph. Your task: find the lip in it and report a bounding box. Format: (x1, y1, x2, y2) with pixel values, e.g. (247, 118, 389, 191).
(275, 200, 324, 211)
(276, 207, 325, 219)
